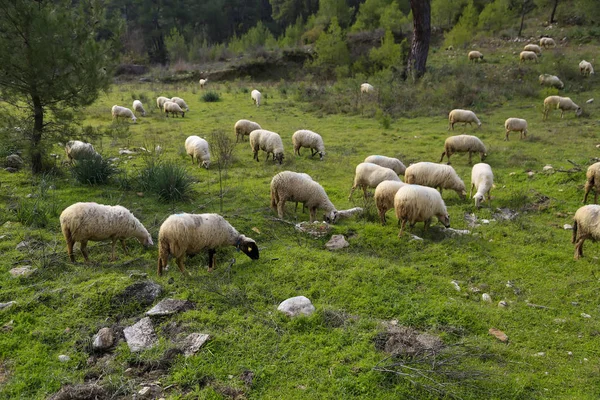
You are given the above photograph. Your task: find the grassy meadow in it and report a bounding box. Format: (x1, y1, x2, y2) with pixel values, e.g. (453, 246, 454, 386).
(1, 38, 600, 399)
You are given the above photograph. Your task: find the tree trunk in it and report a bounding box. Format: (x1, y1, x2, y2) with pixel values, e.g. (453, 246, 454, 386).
(550, 0, 559, 23)
(31, 95, 44, 174)
(518, 5, 526, 37)
(406, 0, 431, 79)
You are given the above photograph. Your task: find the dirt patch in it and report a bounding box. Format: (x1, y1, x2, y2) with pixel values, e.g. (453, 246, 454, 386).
(212, 383, 246, 399)
(48, 383, 107, 400)
(375, 325, 444, 357)
(521, 193, 551, 212)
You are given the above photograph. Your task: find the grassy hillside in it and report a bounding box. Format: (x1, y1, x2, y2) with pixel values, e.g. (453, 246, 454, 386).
(0, 37, 599, 399)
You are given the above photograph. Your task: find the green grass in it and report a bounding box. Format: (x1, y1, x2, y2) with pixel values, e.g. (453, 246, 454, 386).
(1, 36, 600, 399)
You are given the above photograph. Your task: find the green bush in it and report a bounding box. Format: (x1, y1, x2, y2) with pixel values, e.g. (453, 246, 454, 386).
(139, 160, 195, 202)
(70, 156, 117, 185)
(202, 91, 221, 102)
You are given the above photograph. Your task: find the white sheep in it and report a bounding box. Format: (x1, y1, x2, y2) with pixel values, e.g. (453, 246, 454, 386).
(539, 74, 564, 89)
(470, 163, 494, 208)
(572, 205, 600, 259)
(520, 51, 538, 63)
(504, 118, 528, 141)
(234, 119, 261, 143)
(374, 180, 406, 225)
(171, 97, 189, 111)
(360, 83, 375, 93)
(251, 90, 262, 107)
(270, 171, 339, 223)
(199, 78, 208, 88)
(132, 100, 147, 117)
(249, 129, 284, 164)
(523, 44, 542, 55)
(583, 162, 600, 204)
(348, 162, 401, 200)
(156, 96, 170, 111)
(405, 162, 467, 200)
(111, 105, 137, 123)
(539, 37, 556, 49)
(579, 60, 594, 77)
(64, 140, 100, 164)
(292, 130, 325, 160)
(185, 136, 210, 169)
(163, 101, 185, 118)
(448, 109, 481, 130)
(468, 51, 483, 62)
(440, 134, 487, 164)
(394, 184, 450, 237)
(543, 96, 582, 120)
(60, 202, 153, 262)
(364, 155, 407, 175)
(157, 213, 259, 275)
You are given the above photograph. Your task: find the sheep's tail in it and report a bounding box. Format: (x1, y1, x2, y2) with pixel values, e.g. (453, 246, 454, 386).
(157, 237, 171, 275)
(270, 187, 278, 210)
(572, 220, 578, 244)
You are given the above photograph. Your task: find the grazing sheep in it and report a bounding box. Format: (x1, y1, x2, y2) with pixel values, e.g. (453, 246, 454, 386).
(405, 162, 467, 200)
(520, 51, 538, 63)
(157, 213, 259, 275)
(364, 155, 406, 175)
(348, 162, 401, 200)
(394, 184, 450, 237)
(249, 129, 284, 164)
(504, 118, 528, 141)
(64, 140, 100, 164)
(360, 83, 375, 93)
(539, 74, 564, 89)
(234, 119, 262, 143)
(111, 105, 137, 123)
(579, 60, 594, 77)
(572, 205, 600, 259)
(448, 109, 481, 130)
(199, 78, 208, 88)
(163, 101, 185, 118)
(156, 96, 170, 111)
(132, 100, 146, 117)
(270, 171, 339, 223)
(60, 202, 153, 262)
(440, 134, 487, 164)
(470, 163, 494, 208)
(583, 162, 600, 204)
(292, 130, 325, 160)
(170, 97, 189, 111)
(523, 44, 542, 55)
(543, 96, 582, 120)
(539, 37, 556, 48)
(185, 136, 210, 169)
(251, 90, 262, 107)
(375, 180, 406, 225)
(468, 51, 484, 62)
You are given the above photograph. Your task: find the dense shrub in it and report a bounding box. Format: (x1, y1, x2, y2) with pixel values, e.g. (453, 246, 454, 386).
(202, 91, 221, 102)
(70, 156, 118, 185)
(139, 160, 195, 202)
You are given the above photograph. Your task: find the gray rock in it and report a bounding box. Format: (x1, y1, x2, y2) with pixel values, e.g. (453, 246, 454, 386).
(15, 241, 29, 250)
(498, 300, 508, 308)
(119, 149, 136, 155)
(9, 266, 36, 277)
(444, 228, 470, 236)
(277, 296, 315, 317)
(4, 167, 18, 173)
(0, 301, 16, 310)
(325, 235, 349, 250)
(450, 280, 461, 291)
(123, 317, 157, 352)
(586, 98, 594, 104)
(146, 298, 195, 316)
(138, 387, 151, 397)
(564, 224, 573, 230)
(181, 333, 210, 357)
(410, 234, 423, 241)
(482, 293, 492, 302)
(113, 281, 162, 306)
(5, 154, 23, 169)
(58, 355, 70, 362)
(92, 327, 114, 350)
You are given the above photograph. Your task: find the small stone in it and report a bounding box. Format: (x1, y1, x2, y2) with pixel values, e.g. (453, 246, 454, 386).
(325, 235, 349, 250)
(482, 293, 492, 302)
(586, 98, 594, 104)
(489, 328, 509, 343)
(482, 219, 490, 224)
(410, 234, 423, 241)
(527, 171, 535, 177)
(181, 333, 210, 357)
(138, 387, 151, 397)
(469, 286, 481, 293)
(145, 298, 195, 316)
(450, 280, 461, 291)
(571, 302, 579, 306)
(136, 192, 144, 197)
(567, 351, 573, 356)
(119, 149, 136, 155)
(128, 271, 148, 279)
(509, 172, 516, 176)
(553, 318, 566, 324)
(0, 301, 16, 310)
(5, 154, 24, 169)
(58, 355, 70, 362)
(563, 224, 573, 230)
(581, 313, 591, 318)
(123, 317, 158, 352)
(15, 241, 29, 250)
(444, 228, 470, 236)
(277, 296, 315, 317)
(498, 300, 508, 308)
(534, 352, 545, 357)
(9, 266, 36, 277)
(543, 165, 553, 171)
(93, 327, 114, 350)
(26, 193, 34, 198)
(4, 167, 18, 173)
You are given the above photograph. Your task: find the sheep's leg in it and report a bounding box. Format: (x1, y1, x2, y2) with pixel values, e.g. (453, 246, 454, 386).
(439, 151, 446, 163)
(121, 239, 128, 255)
(110, 239, 117, 261)
(560, 109, 565, 119)
(574, 237, 586, 259)
(294, 202, 299, 213)
(309, 208, 316, 223)
(446, 152, 452, 164)
(439, 187, 443, 197)
(190, 155, 195, 164)
(424, 218, 431, 231)
(277, 200, 286, 219)
(175, 256, 187, 275)
(362, 186, 368, 199)
(253, 151, 259, 162)
(348, 186, 357, 200)
(398, 220, 407, 237)
(595, 190, 598, 204)
(81, 240, 90, 262)
(468, 152, 473, 164)
(378, 208, 386, 226)
(505, 129, 509, 141)
(208, 249, 216, 272)
(470, 183, 474, 198)
(583, 183, 591, 203)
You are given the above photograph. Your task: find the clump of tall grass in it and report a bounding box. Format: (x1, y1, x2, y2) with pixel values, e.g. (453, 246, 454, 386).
(138, 159, 195, 202)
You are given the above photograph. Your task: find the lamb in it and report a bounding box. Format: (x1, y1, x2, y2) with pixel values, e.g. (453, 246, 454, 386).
(539, 74, 564, 89)
(439, 134, 487, 164)
(292, 130, 325, 160)
(111, 105, 137, 123)
(60, 202, 153, 263)
(523, 44, 542, 55)
(504, 118, 528, 141)
(543, 96, 582, 120)
(234, 119, 262, 143)
(156, 96, 170, 111)
(185, 136, 210, 169)
(468, 51, 483, 62)
(64, 140, 101, 163)
(539, 37, 556, 48)
(163, 101, 185, 118)
(360, 83, 374, 93)
(583, 162, 600, 204)
(520, 51, 538, 63)
(157, 213, 259, 275)
(374, 180, 406, 225)
(132, 100, 146, 117)
(251, 90, 262, 107)
(270, 171, 338, 223)
(364, 155, 406, 175)
(394, 184, 450, 237)
(572, 205, 600, 259)
(579, 60, 594, 77)
(470, 163, 494, 208)
(170, 97, 189, 111)
(348, 162, 401, 200)
(448, 109, 481, 130)
(405, 162, 467, 200)
(199, 78, 208, 88)
(249, 129, 284, 164)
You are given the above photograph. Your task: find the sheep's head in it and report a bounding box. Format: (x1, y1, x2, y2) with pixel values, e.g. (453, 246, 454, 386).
(437, 213, 450, 228)
(132, 116, 138, 123)
(202, 160, 210, 169)
(458, 189, 467, 200)
(139, 232, 154, 247)
(481, 152, 487, 161)
(324, 210, 339, 224)
(576, 107, 583, 117)
(237, 236, 259, 260)
(275, 152, 284, 165)
(474, 193, 485, 208)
